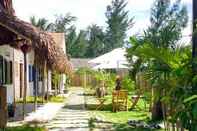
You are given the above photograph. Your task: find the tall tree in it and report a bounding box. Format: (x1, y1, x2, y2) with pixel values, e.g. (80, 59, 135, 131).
(69, 30, 88, 58)
(30, 16, 53, 31)
(85, 24, 105, 58)
(105, 0, 133, 51)
(66, 26, 78, 56)
(145, 0, 188, 49)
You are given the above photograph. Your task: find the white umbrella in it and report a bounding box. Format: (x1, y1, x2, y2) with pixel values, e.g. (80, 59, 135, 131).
(89, 48, 128, 64)
(93, 61, 129, 69)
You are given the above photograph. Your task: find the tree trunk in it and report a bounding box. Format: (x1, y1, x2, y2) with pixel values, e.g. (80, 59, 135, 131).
(151, 100, 163, 121)
(151, 87, 163, 121)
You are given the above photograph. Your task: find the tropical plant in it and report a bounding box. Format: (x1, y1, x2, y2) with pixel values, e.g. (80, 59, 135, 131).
(126, 35, 197, 130)
(121, 75, 135, 93)
(94, 71, 116, 94)
(131, 0, 189, 122)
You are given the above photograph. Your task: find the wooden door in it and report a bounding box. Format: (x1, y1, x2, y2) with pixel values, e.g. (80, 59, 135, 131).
(0, 86, 7, 128)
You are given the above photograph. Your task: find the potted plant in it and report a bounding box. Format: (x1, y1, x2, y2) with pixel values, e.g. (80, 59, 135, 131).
(7, 103, 15, 117)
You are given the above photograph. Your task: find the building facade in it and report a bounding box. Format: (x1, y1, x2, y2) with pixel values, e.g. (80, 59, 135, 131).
(0, 33, 66, 104)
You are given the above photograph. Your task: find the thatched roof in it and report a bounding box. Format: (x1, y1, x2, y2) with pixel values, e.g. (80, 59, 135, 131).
(70, 58, 95, 69)
(0, 1, 72, 74)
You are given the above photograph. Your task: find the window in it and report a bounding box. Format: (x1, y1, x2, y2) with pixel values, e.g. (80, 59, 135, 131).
(29, 65, 34, 82)
(29, 65, 31, 82)
(32, 66, 36, 81)
(0, 57, 13, 85)
(8, 61, 13, 84)
(5, 60, 12, 84)
(4, 59, 7, 84)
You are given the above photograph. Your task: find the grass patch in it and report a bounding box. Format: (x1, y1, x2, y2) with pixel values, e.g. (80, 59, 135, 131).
(93, 110, 149, 124)
(16, 96, 66, 103)
(84, 89, 160, 131)
(1, 125, 47, 131)
(16, 97, 43, 103)
(49, 96, 65, 103)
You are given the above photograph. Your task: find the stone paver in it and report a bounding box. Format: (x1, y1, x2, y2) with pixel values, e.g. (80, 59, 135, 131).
(46, 88, 90, 131)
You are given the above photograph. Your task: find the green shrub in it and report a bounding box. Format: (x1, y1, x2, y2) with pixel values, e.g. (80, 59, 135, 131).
(121, 75, 135, 93)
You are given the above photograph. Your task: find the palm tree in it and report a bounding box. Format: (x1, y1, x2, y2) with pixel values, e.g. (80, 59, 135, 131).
(52, 13, 77, 33)
(30, 16, 53, 31)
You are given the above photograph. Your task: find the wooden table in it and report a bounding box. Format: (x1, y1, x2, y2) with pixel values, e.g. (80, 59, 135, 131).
(131, 95, 147, 110)
(96, 98, 106, 110)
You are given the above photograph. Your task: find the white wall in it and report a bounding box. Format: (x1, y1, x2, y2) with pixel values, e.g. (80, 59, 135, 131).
(48, 70, 52, 92)
(13, 48, 24, 100)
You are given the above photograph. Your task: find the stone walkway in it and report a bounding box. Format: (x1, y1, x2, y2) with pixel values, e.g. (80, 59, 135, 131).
(8, 93, 70, 127)
(46, 88, 90, 131)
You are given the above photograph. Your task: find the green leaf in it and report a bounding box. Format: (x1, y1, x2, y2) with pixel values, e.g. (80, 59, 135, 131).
(184, 95, 197, 104)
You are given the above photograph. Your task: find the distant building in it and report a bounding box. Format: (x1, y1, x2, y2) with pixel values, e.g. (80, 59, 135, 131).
(50, 33, 67, 93)
(70, 58, 95, 70)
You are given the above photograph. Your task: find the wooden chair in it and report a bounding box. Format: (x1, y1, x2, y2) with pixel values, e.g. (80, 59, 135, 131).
(112, 90, 119, 112)
(112, 90, 128, 112)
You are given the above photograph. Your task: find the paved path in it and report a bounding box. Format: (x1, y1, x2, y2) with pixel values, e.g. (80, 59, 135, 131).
(8, 93, 71, 127)
(46, 88, 90, 131)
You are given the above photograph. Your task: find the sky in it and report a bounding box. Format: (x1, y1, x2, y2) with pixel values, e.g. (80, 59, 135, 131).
(13, 0, 192, 43)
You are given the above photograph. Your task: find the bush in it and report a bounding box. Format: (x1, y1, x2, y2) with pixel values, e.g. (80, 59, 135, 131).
(121, 75, 135, 93)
